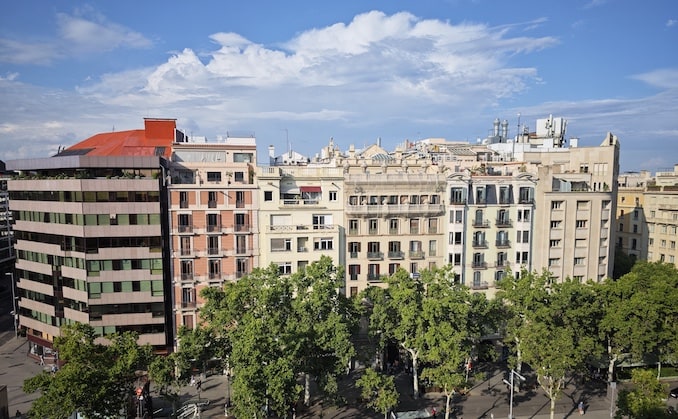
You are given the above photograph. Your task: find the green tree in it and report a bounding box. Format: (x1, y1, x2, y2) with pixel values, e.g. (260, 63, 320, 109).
(613, 247, 636, 279)
(289, 256, 357, 406)
(495, 268, 550, 373)
(600, 262, 678, 383)
(365, 266, 473, 400)
(502, 272, 602, 419)
(148, 353, 182, 410)
(23, 323, 153, 418)
(615, 369, 672, 419)
(356, 368, 399, 419)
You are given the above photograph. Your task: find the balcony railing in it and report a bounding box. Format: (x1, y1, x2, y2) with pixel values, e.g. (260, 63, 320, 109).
(388, 251, 405, 260)
(472, 219, 490, 228)
(349, 252, 359, 258)
(208, 200, 217, 208)
(206, 224, 221, 232)
(181, 273, 193, 281)
(180, 248, 192, 256)
(367, 273, 382, 282)
(348, 228, 358, 235)
(178, 225, 193, 233)
(496, 218, 512, 227)
(207, 247, 220, 256)
(472, 240, 488, 249)
(472, 261, 488, 269)
(181, 301, 197, 309)
(234, 224, 250, 232)
(471, 281, 490, 290)
(367, 252, 384, 261)
(496, 240, 511, 248)
(409, 251, 425, 260)
(236, 200, 245, 208)
(179, 201, 189, 209)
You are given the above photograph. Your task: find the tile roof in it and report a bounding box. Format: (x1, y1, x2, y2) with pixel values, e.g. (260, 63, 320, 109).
(59, 119, 176, 158)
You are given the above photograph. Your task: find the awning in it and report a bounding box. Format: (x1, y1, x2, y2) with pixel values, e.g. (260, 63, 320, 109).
(300, 186, 321, 193)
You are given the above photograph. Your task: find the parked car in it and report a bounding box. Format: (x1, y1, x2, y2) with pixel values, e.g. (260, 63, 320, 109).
(670, 387, 678, 399)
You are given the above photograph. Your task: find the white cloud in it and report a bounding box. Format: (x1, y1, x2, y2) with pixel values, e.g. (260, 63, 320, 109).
(631, 69, 678, 89)
(667, 19, 677, 27)
(0, 10, 152, 66)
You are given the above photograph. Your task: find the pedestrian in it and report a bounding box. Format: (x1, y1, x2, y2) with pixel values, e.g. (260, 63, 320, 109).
(578, 401, 585, 415)
(39, 354, 44, 366)
(190, 375, 196, 386)
(431, 407, 436, 418)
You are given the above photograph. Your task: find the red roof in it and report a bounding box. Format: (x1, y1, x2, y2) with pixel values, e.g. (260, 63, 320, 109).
(63, 119, 176, 158)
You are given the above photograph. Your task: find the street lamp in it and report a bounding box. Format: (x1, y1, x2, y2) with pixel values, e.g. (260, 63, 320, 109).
(502, 369, 525, 419)
(5, 272, 17, 336)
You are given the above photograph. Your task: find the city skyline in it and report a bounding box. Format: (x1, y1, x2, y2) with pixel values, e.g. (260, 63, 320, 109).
(1, 0, 677, 173)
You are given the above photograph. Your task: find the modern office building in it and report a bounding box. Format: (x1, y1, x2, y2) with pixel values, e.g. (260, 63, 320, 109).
(6, 118, 176, 356)
(167, 134, 260, 337)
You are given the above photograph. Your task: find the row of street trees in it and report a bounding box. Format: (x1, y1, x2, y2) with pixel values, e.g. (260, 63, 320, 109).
(22, 260, 678, 419)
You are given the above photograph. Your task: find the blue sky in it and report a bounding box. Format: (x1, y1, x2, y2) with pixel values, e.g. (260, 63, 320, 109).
(1, 0, 677, 172)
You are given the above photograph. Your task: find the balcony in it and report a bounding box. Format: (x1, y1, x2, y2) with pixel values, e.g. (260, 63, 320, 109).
(345, 203, 445, 218)
(298, 247, 308, 253)
(409, 251, 425, 260)
(519, 198, 534, 204)
(180, 248, 192, 256)
(368, 228, 378, 235)
(495, 260, 508, 268)
(388, 251, 405, 260)
(367, 273, 382, 282)
(206, 224, 221, 233)
(348, 228, 359, 235)
(472, 240, 488, 249)
(180, 273, 193, 281)
(471, 281, 490, 290)
(496, 218, 512, 227)
(349, 252, 359, 258)
(181, 301, 197, 309)
(472, 261, 488, 269)
(389, 228, 399, 234)
(178, 225, 193, 233)
(367, 252, 384, 261)
(449, 197, 467, 205)
(208, 272, 221, 280)
(207, 247, 221, 256)
(472, 219, 490, 228)
(496, 240, 511, 248)
(234, 224, 250, 232)
(179, 201, 189, 209)
(236, 200, 245, 208)
(208, 200, 217, 208)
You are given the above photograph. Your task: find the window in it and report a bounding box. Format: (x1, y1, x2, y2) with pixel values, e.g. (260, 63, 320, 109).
(473, 271, 481, 287)
(633, 210, 639, 220)
(576, 200, 589, 210)
(348, 265, 360, 281)
(389, 219, 399, 234)
(475, 186, 486, 204)
(329, 191, 337, 201)
(207, 171, 221, 182)
(389, 263, 400, 275)
(208, 191, 217, 208)
(348, 242, 361, 257)
(550, 239, 561, 247)
(410, 219, 420, 234)
(450, 187, 466, 204)
(516, 251, 528, 264)
(271, 238, 292, 252)
(499, 186, 510, 204)
(548, 258, 560, 266)
(369, 219, 378, 234)
(550, 220, 562, 228)
(452, 253, 461, 266)
(516, 230, 529, 243)
(428, 218, 438, 234)
(179, 191, 188, 208)
(314, 238, 334, 250)
(181, 260, 193, 280)
(619, 223, 624, 232)
(278, 262, 292, 275)
(367, 264, 380, 281)
(234, 172, 244, 182)
(517, 209, 530, 222)
(428, 240, 437, 257)
(264, 191, 273, 201)
(576, 220, 587, 228)
(574, 257, 585, 265)
(349, 219, 359, 234)
(632, 239, 637, 250)
(313, 214, 332, 229)
(207, 236, 219, 255)
(209, 260, 220, 279)
(633, 224, 638, 233)
(518, 187, 533, 204)
(551, 201, 563, 210)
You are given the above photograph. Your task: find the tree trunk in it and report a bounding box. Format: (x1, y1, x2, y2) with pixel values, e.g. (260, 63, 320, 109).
(514, 337, 523, 373)
(444, 392, 452, 419)
(304, 373, 311, 406)
(607, 347, 617, 384)
(410, 351, 420, 399)
(549, 396, 556, 419)
(657, 361, 662, 380)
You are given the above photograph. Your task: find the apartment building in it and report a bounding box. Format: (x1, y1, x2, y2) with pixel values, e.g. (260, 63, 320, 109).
(616, 171, 651, 261)
(257, 161, 345, 287)
(6, 118, 176, 356)
(167, 134, 259, 336)
(645, 164, 678, 266)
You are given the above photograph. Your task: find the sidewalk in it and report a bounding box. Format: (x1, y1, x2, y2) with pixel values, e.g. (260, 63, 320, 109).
(0, 334, 44, 417)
